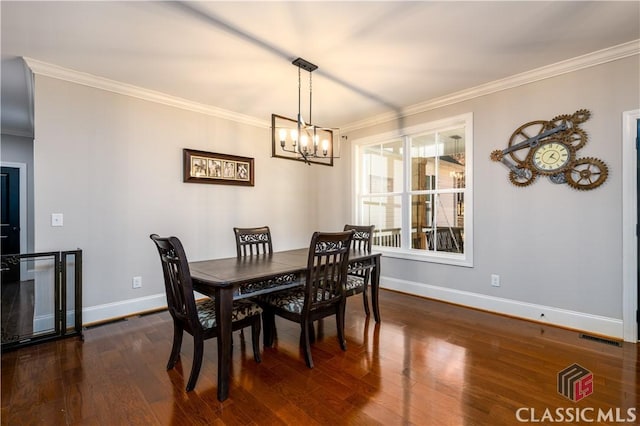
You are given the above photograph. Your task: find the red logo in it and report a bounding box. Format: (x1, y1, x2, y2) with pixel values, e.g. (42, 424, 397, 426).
(558, 363, 593, 402)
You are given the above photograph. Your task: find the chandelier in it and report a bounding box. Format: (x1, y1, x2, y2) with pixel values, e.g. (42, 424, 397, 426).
(271, 57, 336, 166)
(450, 134, 465, 166)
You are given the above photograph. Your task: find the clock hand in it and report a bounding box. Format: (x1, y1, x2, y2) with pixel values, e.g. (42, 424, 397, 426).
(501, 123, 568, 155)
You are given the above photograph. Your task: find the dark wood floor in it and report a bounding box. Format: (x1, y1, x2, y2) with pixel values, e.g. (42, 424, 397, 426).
(1, 280, 34, 344)
(1, 290, 637, 425)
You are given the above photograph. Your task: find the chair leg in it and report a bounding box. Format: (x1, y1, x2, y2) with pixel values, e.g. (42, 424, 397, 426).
(167, 321, 184, 370)
(301, 320, 314, 368)
(362, 285, 370, 316)
(186, 336, 204, 392)
(251, 318, 262, 363)
(309, 320, 316, 343)
(336, 304, 347, 351)
(262, 310, 276, 347)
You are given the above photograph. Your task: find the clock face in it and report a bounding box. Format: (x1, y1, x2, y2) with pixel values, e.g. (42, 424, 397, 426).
(531, 141, 571, 173)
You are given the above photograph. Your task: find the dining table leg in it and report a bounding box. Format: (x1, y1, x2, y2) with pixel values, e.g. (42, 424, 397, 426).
(215, 286, 234, 401)
(371, 256, 381, 323)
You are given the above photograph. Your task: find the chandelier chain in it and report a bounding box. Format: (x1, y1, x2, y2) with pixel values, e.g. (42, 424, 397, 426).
(309, 71, 312, 125)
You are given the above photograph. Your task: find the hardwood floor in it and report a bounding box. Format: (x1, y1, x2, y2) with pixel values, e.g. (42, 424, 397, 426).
(1, 289, 637, 425)
(1, 280, 34, 344)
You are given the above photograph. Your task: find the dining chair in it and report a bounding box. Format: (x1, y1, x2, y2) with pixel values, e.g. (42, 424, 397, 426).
(343, 224, 375, 316)
(233, 226, 273, 257)
(260, 230, 354, 368)
(150, 234, 262, 392)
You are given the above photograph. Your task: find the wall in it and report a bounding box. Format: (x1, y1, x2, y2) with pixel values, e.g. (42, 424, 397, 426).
(32, 76, 336, 323)
(343, 55, 639, 339)
(30, 55, 639, 338)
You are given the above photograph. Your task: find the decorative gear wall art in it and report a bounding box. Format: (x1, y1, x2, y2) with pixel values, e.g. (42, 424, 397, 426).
(490, 109, 608, 190)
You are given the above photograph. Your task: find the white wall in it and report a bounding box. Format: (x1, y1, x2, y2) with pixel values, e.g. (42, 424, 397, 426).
(33, 76, 339, 323)
(343, 55, 639, 339)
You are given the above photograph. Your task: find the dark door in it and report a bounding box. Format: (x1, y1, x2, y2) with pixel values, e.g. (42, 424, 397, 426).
(1, 166, 20, 283)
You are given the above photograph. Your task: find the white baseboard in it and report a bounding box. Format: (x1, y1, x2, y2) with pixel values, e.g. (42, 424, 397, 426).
(82, 293, 168, 325)
(381, 277, 624, 340)
(33, 310, 77, 333)
(77, 281, 624, 340)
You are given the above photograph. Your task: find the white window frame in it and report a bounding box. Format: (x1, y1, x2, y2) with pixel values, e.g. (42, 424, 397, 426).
(351, 113, 473, 267)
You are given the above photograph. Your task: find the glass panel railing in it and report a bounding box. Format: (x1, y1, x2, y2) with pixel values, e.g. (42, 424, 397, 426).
(1, 250, 82, 351)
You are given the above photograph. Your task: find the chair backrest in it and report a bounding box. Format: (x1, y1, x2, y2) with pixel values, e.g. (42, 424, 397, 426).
(343, 224, 375, 252)
(233, 226, 273, 257)
(150, 234, 200, 331)
(303, 230, 355, 313)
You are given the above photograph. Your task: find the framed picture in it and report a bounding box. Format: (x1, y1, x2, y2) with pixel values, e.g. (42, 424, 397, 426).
(183, 149, 254, 186)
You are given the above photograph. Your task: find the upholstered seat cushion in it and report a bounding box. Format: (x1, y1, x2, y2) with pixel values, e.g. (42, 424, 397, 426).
(260, 287, 337, 314)
(196, 298, 262, 330)
(344, 275, 365, 296)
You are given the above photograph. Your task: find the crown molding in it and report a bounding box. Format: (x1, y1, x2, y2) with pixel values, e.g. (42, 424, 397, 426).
(22, 39, 640, 134)
(22, 57, 270, 129)
(342, 39, 640, 132)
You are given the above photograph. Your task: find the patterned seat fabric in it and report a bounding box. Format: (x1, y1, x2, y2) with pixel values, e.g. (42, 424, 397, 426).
(344, 275, 365, 296)
(197, 298, 263, 330)
(260, 287, 335, 315)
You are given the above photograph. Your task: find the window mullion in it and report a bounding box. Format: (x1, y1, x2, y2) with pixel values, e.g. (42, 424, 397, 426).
(402, 134, 411, 250)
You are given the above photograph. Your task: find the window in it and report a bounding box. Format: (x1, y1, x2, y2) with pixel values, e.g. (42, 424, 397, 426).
(353, 113, 473, 266)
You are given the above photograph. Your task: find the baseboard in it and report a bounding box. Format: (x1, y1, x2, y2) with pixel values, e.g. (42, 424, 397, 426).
(77, 280, 624, 340)
(380, 277, 624, 340)
(82, 293, 168, 325)
(33, 310, 77, 333)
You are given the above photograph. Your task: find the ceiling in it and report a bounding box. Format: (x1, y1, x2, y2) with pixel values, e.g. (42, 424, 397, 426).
(2, 1, 639, 137)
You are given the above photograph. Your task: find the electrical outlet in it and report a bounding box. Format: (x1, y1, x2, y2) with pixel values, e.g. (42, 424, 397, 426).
(51, 213, 64, 227)
(491, 274, 500, 287)
(132, 276, 142, 289)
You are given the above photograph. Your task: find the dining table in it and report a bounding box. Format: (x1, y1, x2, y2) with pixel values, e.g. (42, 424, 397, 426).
(189, 247, 381, 401)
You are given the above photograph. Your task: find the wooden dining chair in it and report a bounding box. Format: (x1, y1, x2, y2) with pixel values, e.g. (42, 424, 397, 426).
(343, 224, 375, 316)
(233, 226, 273, 257)
(150, 234, 262, 392)
(260, 230, 354, 368)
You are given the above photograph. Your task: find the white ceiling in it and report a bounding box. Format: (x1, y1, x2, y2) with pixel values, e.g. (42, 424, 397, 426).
(2, 1, 639, 137)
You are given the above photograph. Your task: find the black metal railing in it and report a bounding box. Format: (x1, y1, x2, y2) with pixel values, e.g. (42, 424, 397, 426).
(1, 250, 82, 352)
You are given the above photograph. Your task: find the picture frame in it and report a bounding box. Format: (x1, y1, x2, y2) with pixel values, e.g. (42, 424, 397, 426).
(183, 149, 254, 186)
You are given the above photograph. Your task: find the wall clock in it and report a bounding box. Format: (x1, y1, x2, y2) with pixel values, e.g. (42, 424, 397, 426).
(490, 109, 608, 190)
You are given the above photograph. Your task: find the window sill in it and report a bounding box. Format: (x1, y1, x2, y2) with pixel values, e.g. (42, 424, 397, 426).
(374, 246, 473, 267)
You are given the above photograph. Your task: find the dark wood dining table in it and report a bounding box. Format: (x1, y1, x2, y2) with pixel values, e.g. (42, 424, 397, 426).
(189, 247, 381, 401)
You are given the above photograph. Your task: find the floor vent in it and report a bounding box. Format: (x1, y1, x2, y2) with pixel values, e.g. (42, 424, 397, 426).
(579, 333, 622, 347)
